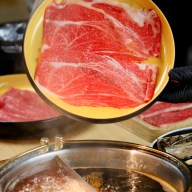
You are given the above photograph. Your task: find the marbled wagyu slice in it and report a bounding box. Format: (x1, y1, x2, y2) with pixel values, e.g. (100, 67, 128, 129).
(35, 0, 161, 108)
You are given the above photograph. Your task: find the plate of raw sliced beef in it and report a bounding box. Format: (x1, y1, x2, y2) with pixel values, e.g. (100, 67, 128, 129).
(118, 101, 192, 142)
(0, 74, 79, 139)
(23, 0, 175, 122)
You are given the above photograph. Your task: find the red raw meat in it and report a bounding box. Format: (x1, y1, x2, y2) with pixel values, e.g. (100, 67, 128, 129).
(43, 0, 161, 58)
(137, 101, 192, 127)
(92, 1, 161, 57)
(35, 0, 160, 108)
(138, 102, 192, 119)
(36, 49, 157, 108)
(43, 3, 144, 62)
(0, 88, 61, 122)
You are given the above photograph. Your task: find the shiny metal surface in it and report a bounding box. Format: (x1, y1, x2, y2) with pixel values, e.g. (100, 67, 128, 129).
(0, 140, 191, 192)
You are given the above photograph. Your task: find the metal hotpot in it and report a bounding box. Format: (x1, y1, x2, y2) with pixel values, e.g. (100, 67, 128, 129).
(0, 138, 191, 191)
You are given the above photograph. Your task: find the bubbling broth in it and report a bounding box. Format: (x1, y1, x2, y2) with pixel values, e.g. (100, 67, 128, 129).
(11, 167, 177, 192)
(76, 168, 177, 192)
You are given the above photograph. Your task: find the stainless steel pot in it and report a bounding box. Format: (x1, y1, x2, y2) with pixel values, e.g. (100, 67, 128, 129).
(0, 138, 191, 192)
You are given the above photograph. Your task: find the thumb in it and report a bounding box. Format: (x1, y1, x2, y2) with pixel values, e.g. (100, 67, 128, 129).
(169, 66, 192, 82)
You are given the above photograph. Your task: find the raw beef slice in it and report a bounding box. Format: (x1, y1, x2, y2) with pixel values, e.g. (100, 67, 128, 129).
(137, 101, 192, 127)
(35, 0, 161, 108)
(0, 88, 61, 122)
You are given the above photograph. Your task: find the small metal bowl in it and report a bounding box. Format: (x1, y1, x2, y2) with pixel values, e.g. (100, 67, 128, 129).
(0, 139, 191, 191)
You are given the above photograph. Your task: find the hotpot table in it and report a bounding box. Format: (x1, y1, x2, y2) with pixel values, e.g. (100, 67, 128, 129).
(0, 123, 150, 161)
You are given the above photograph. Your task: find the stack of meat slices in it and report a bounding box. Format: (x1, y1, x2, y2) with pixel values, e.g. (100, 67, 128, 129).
(35, 0, 161, 109)
(118, 101, 192, 141)
(0, 88, 62, 122)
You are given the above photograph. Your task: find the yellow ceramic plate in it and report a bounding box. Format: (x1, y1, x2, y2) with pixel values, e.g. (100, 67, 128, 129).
(24, 0, 175, 122)
(0, 74, 77, 139)
(0, 74, 33, 95)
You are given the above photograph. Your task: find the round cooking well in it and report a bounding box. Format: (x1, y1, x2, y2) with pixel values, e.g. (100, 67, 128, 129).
(0, 140, 191, 192)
